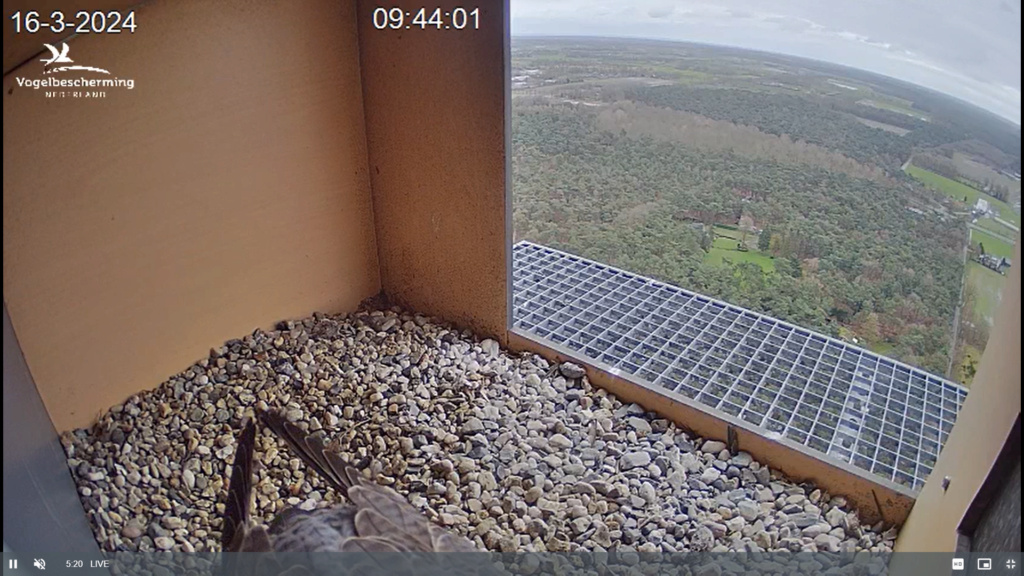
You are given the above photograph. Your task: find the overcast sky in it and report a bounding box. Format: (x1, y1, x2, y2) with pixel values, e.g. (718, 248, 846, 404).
(511, 0, 1022, 125)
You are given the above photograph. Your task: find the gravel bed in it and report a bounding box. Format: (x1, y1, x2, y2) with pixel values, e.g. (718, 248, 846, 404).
(62, 308, 898, 556)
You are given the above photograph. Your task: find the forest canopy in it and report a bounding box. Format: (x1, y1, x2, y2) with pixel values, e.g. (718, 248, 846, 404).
(514, 105, 963, 374)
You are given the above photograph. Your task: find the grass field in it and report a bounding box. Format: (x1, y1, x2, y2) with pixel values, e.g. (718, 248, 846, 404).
(867, 341, 895, 356)
(971, 228, 1017, 259)
(953, 152, 1021, 197)
(705, 229, 776, 271)
(974, 216, 1019, 238)
(857, 98, 929, 120)
(906, 164, 1020, 226)
(644, 66, 712, 83)
(966, 261, 1005, 328)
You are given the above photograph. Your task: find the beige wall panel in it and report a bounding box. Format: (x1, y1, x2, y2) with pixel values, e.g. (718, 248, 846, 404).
(894, 244, 1021, 552)
(357, 1, 510, 343)
(3, 0, 380, 431)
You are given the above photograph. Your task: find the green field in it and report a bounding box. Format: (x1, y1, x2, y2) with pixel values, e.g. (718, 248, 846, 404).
(644, 66, 712, 83)
(966, 261, 1005, 328)
(857, 98, 929, 120)
(971, 228, 1017, 259)
(705, 230, 776, 271)
(906, 164, 1020, 226)
(974, 216, 1019, 238)
(868, 341, 895, 356)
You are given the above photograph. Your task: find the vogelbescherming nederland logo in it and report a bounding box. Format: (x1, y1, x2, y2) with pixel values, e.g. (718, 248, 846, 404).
(14, 42, 135, 98)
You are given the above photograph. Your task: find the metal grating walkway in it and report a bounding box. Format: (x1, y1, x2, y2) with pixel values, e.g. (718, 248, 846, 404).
(512, 241, 968, 491)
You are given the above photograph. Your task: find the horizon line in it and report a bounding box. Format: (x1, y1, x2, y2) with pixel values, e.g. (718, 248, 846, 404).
(510, 33, 1022, 128)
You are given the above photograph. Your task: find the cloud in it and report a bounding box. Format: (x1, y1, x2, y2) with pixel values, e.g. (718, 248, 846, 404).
(648, 6, 674, 18)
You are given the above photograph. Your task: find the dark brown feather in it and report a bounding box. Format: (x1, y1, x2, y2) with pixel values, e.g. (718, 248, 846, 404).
(257, 410, 353, 495)
(347, 486, 435, 551)
(222, 417, 257, 551)
(258, 409, 477, 553)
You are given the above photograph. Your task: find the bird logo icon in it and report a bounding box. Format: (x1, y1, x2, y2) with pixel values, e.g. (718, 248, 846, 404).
(39, 43, 110, 75)
(40, 43, 73, 66)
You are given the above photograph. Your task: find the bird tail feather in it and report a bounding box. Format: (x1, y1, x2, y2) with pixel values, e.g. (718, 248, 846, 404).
(258, 409, 359, 497)
(221, 417, 256, 550)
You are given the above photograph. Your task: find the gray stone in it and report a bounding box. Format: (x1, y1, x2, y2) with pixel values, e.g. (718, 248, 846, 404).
(462, 418, 485, 434)
(520, 554, 541, 575)
(814, 533, 841, 553)
(549, 434, 572, 450)
(700, 468, 722, 484)
(680, 452, 703, 473)
(826, 506, 847, 528)
(737, 499, 760, 522)
(690, 526, 715, 552)
(725, 517, 745, 533)
(695, 564, 722, 576)
(591, 522, 612, 547)
(754, 466, 771, 485)
(122, 522, 144, 539)
(730, 452, 754, 467)
(701, 440, 728, 454)
(705, 522, 728, 538)
(627, 417, 652, 435)
(790, 512, 820, 528)
(161, 516, 186, 530)
(639, 482, 657, 504)
(524, 487, 543, 504)
(558, 362, 586, 379)
(843, 511, 861, 534)
(802, 523, 832, 538)
(480, 339, 499, 358)
(620, 451, 652, 470)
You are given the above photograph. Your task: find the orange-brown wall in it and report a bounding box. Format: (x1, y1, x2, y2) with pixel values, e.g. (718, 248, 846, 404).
(3, 0, 381, 431)
(894, 243, 1021, 552)
(357, 0, 510, 343)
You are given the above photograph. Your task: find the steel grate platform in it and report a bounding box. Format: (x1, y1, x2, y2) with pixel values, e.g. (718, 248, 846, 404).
(512, 241, 968, 491)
